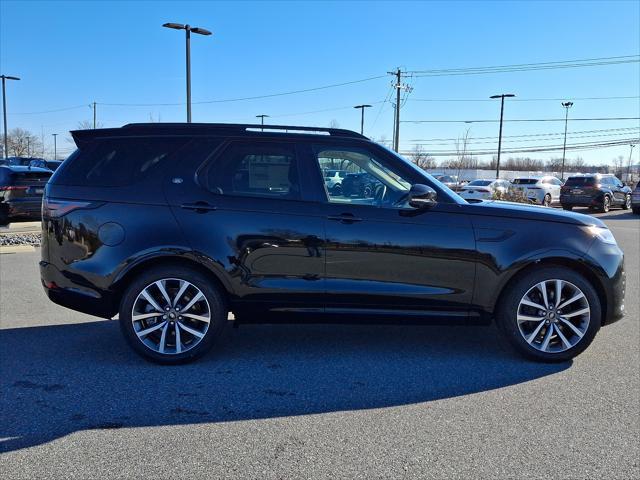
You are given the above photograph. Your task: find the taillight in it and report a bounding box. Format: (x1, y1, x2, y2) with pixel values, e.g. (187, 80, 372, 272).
(561, 186, 570, 192)
(477, 188, 490, 193)
(0, 185, 28, 191)
(42, 198, 103, 218)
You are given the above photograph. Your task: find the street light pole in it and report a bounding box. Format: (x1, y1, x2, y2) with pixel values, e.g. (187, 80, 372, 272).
(52, 133, 58, 160)
(353, 104, 372, 135)
(490, 93, 515, 178)
(627, 144, 636, 183)
(1, 74, 20, 160)
(560, 101, 574, 180)
(162, 22, 212, 123)
(256, 114, 269, 131)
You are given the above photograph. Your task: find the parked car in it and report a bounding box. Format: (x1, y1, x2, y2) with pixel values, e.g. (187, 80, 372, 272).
(560, 174, 632, 212)
(41, 123, 624, 364)
(323, 169, 347, 195)
(0, 165, 52, 225)
(632, 183, 640, 214)
(29, 159, 63, 171)
(458, 179, 510, 201)
(433, 174, 465, 192)
(341, 172, 381, 198)
(511, 176, 562, 207)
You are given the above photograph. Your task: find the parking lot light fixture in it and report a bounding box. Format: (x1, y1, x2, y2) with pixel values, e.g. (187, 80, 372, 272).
(1, 75, 20, 160)
(490, 93, 515, 178)
(162, 22, 212, 123)
(561, 101, 574, 181)
(52, 133, 58, 160)
(353, 104, 372, 135)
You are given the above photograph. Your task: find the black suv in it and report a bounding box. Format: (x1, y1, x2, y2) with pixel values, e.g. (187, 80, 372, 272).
(41, 124, 625, 364)
(0, 165, 52, 225)
(560, 174, 632, 212)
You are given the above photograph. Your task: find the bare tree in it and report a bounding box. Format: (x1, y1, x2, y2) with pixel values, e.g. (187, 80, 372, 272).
(447, 128, 473, 178)
(409, 144, 436, 169)
(76, 120, 104, 130)
(376, 134, 392, 148)
(4, 128, 43, 157)
(328, 119, 340, 129)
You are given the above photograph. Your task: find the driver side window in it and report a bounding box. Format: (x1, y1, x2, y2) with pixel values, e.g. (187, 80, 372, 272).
(312, 145, 412, 208)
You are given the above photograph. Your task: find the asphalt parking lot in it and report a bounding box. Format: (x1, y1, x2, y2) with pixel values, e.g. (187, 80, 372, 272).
(0, 208, 638, 479)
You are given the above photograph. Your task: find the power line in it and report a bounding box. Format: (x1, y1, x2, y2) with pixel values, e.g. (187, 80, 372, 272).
(403, 117, 640, 124)
(10, 105, 88, 115)
(410, 95, 640, 103)
(407, 127, 640, 142)
(408, 55, 640, 77)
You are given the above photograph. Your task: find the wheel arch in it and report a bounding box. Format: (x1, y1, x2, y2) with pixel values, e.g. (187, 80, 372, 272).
(111, 253, 234, 311)
(492, 257, 608, 325)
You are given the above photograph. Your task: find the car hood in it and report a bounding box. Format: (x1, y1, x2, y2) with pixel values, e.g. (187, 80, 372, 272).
(464, 200, 606, 227)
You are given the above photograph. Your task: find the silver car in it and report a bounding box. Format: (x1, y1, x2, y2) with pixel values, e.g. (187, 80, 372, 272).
(459, 179, 510, 201)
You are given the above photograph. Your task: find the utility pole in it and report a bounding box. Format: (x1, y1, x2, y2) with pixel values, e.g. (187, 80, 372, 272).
(353, 104, 372, 135)
(163, 23, 212, 123)
(1, 74, 20, 160)
(92, 102, 97, 129)
(52, 133, 58, 160)
(560, 101, 574, 180)
(490, 93, 515, 178)
(256, 114, 269, 131)
(387, 69, 412, 152)
(627, 144, 636, 183)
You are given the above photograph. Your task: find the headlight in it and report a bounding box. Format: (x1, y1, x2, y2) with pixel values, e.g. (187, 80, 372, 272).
(585, 225, 617, 245)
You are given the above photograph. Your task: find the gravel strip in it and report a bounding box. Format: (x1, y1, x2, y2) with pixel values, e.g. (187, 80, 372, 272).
(0, 232, 42, 246)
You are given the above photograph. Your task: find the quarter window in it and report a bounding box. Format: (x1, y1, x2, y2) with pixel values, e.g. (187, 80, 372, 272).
(205, 142, 300, 199)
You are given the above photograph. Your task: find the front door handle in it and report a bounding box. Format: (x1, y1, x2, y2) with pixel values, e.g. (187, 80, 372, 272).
(181, 201, 218, 213)
(327, 213, 363, 224)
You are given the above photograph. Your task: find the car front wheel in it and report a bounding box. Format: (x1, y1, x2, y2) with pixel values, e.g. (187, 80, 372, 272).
(622, 194, 631, 210)
(496, 267, 601, 362)
(119, 266, 227, 364)
(542, 193, 551, 207)
(601, 195, 611, 213)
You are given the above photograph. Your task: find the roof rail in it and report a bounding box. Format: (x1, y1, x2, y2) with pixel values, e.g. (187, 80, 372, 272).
(120, 122, 368, 139)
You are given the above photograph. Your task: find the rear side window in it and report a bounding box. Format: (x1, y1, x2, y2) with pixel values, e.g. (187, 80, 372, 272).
(564, 177, 596, 187)
(204, 142, 300, 199)
(11, 171, 51, 186)
(54, 137, 189, 186)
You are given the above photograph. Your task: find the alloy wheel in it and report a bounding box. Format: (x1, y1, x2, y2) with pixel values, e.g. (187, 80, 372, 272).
(625, 195, 631, 209)
(603, 196, 610, 212)
(131, 278, 211, 355)
(516, 279, 590, 353)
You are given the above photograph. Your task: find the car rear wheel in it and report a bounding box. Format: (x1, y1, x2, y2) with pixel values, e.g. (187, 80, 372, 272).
(542, 194, 551, 207)
(119, 266, 227, 364)
(622, 194, 631, 210)
(601, 195, 611, 213)
(496, 267, 601, 362)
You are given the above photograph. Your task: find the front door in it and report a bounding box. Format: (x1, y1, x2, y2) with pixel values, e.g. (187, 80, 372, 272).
(306, 142, 477, 317)
(165, 138, 325, 313)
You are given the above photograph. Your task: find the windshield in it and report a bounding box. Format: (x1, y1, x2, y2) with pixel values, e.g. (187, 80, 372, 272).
(468, 180, 492, 186)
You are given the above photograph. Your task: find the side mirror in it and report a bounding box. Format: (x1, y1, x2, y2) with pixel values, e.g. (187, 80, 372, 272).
(408, 184, 437, 209)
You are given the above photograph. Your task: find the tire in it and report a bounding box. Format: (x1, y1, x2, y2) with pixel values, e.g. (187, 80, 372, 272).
(542, 193, 551, 207)
(0, 206, 9, 226)
(562, 205, 573, 211)
(496, 266, 601, 363)
(119, 265, 227, 364)
(600, 195, 611, 213)
(633, 207, 640, 215)
(622, 194, 631, 210)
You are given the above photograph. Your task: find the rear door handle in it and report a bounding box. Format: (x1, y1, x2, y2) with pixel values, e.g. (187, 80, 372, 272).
(327, 213, 363, 223)
(180, 201, 218, 213)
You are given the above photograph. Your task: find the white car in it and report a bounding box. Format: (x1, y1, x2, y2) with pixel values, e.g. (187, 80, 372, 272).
(511, 175, 562, 207)
(459, 179, 511, 201)
(323, 169, 347, 194)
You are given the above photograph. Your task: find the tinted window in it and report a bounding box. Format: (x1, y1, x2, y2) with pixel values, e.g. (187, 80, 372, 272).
(54, 137, 189, 186)
(205, 142, 299, 199)
(564, 177, 596, 187)
(468, 180, 492, 186)
(512, 179, 539, 185)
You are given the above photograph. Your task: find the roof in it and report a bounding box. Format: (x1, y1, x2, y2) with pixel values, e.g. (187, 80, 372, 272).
(70, 122, 368, 148)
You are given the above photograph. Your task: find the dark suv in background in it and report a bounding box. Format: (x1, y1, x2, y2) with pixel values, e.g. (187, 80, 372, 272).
(0, 165, 52, 225)
(561, 173, 632, 212)
(41, 123, 625, 364)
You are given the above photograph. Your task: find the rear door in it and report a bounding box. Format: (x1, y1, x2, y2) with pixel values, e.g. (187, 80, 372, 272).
(164, 138, 325, 313)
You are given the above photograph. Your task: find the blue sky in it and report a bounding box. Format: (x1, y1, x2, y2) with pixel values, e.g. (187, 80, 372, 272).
(1, 0, 639, 164)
